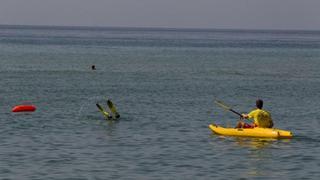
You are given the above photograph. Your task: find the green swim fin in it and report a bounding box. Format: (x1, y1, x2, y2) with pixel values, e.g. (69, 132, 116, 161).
(107, 99, 120, 119)
(96, 103, 112, 119)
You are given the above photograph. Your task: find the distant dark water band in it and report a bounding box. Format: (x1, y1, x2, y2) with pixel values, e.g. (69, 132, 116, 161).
(1, 38, 319, 49)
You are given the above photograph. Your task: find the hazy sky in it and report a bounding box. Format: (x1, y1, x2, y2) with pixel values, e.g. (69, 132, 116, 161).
(1, 0, 319, 30)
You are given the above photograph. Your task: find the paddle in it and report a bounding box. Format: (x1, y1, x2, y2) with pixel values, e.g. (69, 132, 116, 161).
(96, 103, 112, 119)
(214, 100, 243, 118)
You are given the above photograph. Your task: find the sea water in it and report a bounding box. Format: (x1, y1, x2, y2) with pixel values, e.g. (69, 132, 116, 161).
(0, 25, 320, 179)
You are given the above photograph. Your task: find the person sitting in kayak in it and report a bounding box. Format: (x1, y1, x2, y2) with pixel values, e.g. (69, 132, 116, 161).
(236, 99, 274, 128)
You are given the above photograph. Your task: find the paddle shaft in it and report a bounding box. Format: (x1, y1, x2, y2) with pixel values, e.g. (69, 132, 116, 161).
(229, 109, 242, 117)
(215, 100, 243, 118)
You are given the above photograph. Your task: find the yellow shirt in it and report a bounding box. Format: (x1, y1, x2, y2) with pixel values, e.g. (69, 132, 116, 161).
(248, 109, 273, 128)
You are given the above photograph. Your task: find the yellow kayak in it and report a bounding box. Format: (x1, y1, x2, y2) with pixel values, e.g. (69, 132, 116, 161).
(209, 124, 293, 139)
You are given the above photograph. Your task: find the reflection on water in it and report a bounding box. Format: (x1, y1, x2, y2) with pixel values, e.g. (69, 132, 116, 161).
(211, 135, 293, 178)
(214, 135, 292, 150)
(234, 137, 292, 178)
(234, 137, 277, 149)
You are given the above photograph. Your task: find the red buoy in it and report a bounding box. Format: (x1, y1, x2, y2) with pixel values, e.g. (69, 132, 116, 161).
(12, 105, 36, 112)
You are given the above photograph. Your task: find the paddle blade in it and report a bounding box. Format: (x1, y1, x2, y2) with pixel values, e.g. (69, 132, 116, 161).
(214, 100, 231, 110)
(214, 100, 243, 117)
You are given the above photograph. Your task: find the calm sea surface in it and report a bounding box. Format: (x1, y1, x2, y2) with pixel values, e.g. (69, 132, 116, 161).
(0, 25, 320, 179)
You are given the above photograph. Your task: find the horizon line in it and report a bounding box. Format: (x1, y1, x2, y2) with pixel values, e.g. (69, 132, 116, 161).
(0, 23, 320, 32)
